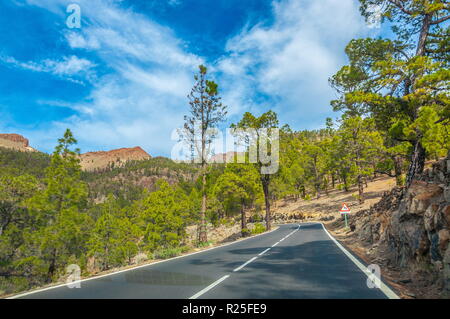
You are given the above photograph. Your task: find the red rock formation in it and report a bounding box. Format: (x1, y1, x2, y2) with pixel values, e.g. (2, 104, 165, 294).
(0, 133, 36, 152)
(0, 134, 29, 147)
(80, 146, 151, 171)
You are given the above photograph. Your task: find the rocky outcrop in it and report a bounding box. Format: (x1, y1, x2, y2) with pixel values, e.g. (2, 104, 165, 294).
(0, 134, 36, 152)
(80, 147, 151, 171)
(349, 152, 450, 296)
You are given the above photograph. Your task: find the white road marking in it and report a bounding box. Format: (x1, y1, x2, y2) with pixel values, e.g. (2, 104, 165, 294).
(258, 248, 271, 256)
(8, 224, 281, 299)
(189, 223, 301, 299)
(233, 256, 258, 272)
(268, 224, 300, 248)
(319, 223, 400, 299)
(189, 275, 230, 299)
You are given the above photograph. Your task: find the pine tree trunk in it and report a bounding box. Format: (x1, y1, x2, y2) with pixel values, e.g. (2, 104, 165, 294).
(241, 200, 247, 237)
(199, 167, 207, 243)
(393, 155, 404, 186)
(262, 175, 271, 231)
(403, 14, 430, 188)
(46, 249, 57, 283)
(342, 173, 349, 192)
(357, 175, 364, 204)
(416, 14, 431, 57)
(406, 140, 426, 187)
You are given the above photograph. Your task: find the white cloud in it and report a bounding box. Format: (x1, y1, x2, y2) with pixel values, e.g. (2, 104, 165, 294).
(11, 0, 376, 156)
(16, 0, 204, 155)
(44, 55, 95, 76)
(0, 54, 95, 84)
(216, 0, 373, 127)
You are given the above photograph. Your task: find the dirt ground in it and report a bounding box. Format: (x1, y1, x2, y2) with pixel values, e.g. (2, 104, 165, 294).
(273, 176, 397, 220)
(272, 176, 439, 299)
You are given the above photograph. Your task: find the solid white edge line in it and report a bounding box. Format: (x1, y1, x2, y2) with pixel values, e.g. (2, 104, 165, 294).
(233, 256, 258, 272)
(7, 224, 282, 299)
(319, 222, 400, 299)
(258, 248, 271, 256)
(189, 275, 230, 299)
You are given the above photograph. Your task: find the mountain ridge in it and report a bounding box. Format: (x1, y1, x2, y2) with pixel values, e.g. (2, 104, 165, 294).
(0, 133, 152, 171)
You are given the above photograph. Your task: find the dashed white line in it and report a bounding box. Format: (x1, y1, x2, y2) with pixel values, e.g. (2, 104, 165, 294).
(189, 224, 302, 299)
(189, 275, 230, 299)
(233, 256, 258, 272)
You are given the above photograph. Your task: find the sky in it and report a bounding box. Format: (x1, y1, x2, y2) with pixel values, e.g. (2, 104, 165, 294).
(0, 0, 387, 156)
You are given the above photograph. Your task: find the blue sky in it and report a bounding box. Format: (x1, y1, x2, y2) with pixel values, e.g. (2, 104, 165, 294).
(0, 0, 386, 156)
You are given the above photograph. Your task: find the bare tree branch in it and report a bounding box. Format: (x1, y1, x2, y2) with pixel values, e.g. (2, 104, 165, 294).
(431, 15, 450, 24)
(387, 0, 413, 15)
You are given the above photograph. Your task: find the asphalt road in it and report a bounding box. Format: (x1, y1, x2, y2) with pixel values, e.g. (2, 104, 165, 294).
(13, 223, 395, 299)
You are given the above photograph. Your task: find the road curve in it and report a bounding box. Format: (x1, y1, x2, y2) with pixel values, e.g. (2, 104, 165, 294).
(11, 223, 397, 299)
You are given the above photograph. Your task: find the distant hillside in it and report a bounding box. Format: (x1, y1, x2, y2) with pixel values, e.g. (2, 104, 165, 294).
(0, 133, 154, 172)
(80, 146, 151, 171)
(0, 147, 50, 178)
(0, 134, 37, 152)
(81, 156, 199, 203)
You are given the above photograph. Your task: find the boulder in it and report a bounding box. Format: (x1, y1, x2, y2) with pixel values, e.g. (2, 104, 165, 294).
(444, 205, 450, 226)
(439, 229, 450, 254)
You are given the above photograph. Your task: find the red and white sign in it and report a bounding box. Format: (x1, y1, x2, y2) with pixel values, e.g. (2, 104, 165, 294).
(340, 203, 350, 214)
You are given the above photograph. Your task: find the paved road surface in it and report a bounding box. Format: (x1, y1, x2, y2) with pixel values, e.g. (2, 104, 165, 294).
(12, 223, 397, 299)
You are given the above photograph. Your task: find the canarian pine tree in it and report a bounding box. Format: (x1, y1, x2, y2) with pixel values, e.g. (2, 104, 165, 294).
(231, 111, 279, 230)
(331, 0, 449, 187)
(182, 65, 227, 244)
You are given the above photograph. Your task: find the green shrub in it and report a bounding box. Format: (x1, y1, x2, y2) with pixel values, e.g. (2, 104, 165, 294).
(251, 214, 262, 222)
(251, 223, 266, 235)
(152, 246, 190, 259)
(196, 240, 214, 248)
(241, 228, 251, 237)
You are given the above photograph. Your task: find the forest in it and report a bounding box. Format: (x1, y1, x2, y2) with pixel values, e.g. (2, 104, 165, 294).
(0, 0, 449, 295)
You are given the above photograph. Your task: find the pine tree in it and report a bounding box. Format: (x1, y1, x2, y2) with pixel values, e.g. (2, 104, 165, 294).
(231, 111, 279, 230)
(213, 164, 261, 236)
(182, 65, 227, 243)
(332, 0, 450, 186)
(20, 129, 92, 282)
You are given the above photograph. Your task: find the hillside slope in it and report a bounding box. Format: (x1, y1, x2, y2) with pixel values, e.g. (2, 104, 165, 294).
(80, 147, 151, 171)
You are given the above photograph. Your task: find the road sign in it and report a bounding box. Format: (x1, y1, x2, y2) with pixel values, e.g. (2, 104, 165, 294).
(340, 203, 350, 214)
(340, 203, 350, 228)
